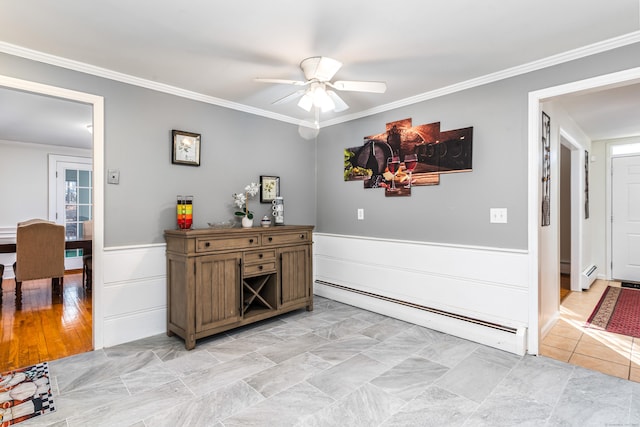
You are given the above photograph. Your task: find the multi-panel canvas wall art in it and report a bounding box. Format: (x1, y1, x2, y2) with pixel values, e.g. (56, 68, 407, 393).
(344, 118, 473, 197)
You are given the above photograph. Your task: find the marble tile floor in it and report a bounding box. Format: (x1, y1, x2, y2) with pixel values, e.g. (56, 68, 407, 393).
(20, 295, 640, 427)
(541, 279, 640, 382)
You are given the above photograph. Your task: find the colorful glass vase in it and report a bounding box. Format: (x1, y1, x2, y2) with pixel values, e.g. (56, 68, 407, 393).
(176, 195, 193, 229)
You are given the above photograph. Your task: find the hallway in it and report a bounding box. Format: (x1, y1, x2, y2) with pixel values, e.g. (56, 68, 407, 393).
(541, 279, 640, 381)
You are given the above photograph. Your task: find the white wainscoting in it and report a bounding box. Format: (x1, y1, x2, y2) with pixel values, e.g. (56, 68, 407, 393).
(0, 227, 16, 279)
(313, 233, 530, 355)
(5, 234, 532, 354)
(102, 244, 167, 347)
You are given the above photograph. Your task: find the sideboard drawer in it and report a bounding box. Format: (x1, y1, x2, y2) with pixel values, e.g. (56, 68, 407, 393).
(243, 261, 277, 277)
(196, 235, 260, 252)
(263, 231, 310, 246)
(244, 249, 276, 264)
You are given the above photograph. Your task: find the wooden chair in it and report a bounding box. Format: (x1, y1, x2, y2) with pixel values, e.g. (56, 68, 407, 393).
(82, 254, 92, 290)
(12, 219, 66, 307)
(0, 264, 4, 301)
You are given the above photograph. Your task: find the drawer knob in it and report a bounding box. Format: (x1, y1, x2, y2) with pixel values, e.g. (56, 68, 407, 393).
(258, 265, 263, 270)
(268, 237, 273, 242)
(300, 234, 304, 239)
(249, 239, 254, 243)
(259, 254, 263, 258)
(205, 242, 210, 247)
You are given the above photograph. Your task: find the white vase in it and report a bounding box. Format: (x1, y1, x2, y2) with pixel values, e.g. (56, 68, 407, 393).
(241, 216, 253, 228)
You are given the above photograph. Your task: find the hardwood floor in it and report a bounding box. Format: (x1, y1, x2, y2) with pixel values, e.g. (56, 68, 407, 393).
(560, 273, 571, 301)
(0, 272, 92, 372)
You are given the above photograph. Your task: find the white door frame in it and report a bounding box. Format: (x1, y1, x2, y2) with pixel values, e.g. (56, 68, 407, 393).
(606, 142, 640, 280)
(559, 131, 583, 292)
(48, 155, 93, 270)
(0, 75, 105, 351)
(610, 153, 640, 281)
(48, 154, 92, 224)
(528, 66, 640, 355)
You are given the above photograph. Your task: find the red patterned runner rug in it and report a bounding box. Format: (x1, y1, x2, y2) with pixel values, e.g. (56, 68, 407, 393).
(586, 286, 640, 338)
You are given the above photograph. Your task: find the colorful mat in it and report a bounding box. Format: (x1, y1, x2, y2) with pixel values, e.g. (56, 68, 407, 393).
(0, 362, 55, 426)
(586, 286, 640, 338)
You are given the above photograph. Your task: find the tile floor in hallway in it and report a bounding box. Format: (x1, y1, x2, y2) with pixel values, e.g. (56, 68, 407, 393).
(541, 279, 640, 382)
(19, 295, 640, 427)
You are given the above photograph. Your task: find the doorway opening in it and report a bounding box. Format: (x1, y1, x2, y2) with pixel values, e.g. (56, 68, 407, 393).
(0, 75, 105, 363)
(611, 153, 640, 283)
(48, 155, 93, 270)
(559, 143, 572, 301)
(528, 66, 640, 355)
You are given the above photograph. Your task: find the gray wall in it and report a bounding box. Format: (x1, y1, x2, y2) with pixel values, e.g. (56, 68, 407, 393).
(0, 140, 91, 225)
(316, 42, 640, 249)
(0, 53, 316, 246)
(3, 41, 640, 249)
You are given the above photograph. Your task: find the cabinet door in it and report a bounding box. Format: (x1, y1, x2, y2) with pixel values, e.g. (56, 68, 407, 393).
(195, 253, 241, 332)
(279, 244, 311, 308)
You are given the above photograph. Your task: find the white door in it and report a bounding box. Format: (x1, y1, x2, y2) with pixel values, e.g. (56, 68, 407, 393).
(48, 155, 93, 270)
(612, 155, 640, 282)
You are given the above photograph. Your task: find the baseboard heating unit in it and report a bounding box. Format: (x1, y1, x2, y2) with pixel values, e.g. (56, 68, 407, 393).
(314, 280, 527, 355)
(582, 264, 597, 289)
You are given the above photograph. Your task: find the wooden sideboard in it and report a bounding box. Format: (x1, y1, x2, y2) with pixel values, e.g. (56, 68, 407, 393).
(164, 225, 314, 349)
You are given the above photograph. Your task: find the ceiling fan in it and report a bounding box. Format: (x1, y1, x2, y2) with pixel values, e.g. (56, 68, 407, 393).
(255, 56, 387, 113)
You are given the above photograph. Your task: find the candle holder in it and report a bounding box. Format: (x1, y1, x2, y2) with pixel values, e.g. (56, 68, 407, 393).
(176, 195, 193, 229)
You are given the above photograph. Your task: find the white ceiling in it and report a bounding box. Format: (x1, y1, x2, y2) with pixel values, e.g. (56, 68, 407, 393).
(1, 0, 640, 147)
(0, 87, 93, 148)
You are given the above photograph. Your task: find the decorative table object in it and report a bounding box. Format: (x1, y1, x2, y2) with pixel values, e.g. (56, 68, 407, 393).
(176, 195, 193, 229)
(233, 182, 260, 228)
(272, 197, 285, 225)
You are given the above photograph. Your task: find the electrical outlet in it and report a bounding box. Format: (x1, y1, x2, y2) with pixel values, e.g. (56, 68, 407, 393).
(490, 208, 507, 223)
(357, 208, 364, 220)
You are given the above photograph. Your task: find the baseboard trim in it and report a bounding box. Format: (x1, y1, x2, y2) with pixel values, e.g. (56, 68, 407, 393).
(315, 280, 527, 355)
(316, 280, 517, 334)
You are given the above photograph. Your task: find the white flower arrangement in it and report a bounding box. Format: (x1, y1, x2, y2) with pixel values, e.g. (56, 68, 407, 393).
(233, 182, 260, 220)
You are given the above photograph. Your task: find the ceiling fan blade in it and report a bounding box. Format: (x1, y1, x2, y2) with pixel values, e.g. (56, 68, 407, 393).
(300, 56, 342, 81)
(326, 90, 349, 112)
(272, 89, 305, 105)
(254, 78, 308, 86)
(329, 80, 387, 93)
(297, 92, 314, 112)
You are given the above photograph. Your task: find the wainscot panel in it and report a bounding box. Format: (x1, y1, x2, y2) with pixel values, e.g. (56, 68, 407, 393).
(313, 233, 529, 355)
(0, 227, 16, 279)
(102, 244, 167, 347)
(103, 244, 166, 283)
(103, 307, 167, 348)
(103, 276, 166, 318)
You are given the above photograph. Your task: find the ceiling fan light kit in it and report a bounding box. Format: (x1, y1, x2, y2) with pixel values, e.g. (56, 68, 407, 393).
(256, 56, 387, 114)
(297, 83, 336, 112)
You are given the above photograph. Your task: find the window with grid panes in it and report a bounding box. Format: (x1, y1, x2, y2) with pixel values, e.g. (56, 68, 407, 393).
(64, 168, 92, 258)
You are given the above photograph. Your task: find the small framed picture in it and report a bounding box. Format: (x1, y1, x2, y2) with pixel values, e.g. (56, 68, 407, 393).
(172, 130, 201, 166)
(260, 175, 280, 203)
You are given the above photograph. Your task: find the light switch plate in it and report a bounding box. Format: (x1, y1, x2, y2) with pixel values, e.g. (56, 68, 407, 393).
(357, 208, 364, 220)
(490, 208, 507, 223)
(107, 169, 120, 184)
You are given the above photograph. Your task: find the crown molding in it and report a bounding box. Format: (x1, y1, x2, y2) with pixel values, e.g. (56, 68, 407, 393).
(0, 41, 308, 127)
(320, 30, 640, 128)
(2, 30, 640, 129)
